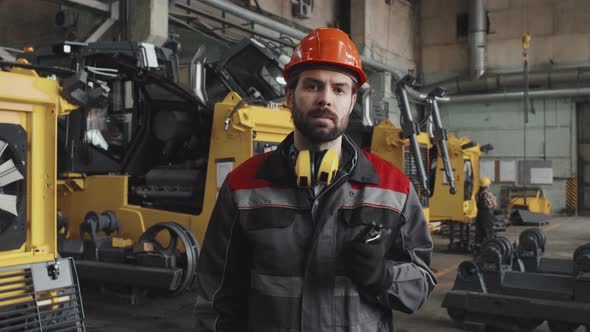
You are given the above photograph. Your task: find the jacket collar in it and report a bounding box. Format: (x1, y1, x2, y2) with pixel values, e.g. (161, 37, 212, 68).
(345, 134, 380, 185)
(256, 132, 381, 186)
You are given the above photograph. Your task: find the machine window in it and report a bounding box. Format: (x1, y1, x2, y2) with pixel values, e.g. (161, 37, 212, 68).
(83, 80, 134, 160)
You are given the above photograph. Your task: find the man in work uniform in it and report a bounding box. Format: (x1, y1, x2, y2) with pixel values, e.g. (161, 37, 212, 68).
(474, 176, 497, 247)
(195, 27, 437, 332)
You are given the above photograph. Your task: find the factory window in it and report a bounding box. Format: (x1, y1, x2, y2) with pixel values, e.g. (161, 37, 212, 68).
(83, 80, 134, 160)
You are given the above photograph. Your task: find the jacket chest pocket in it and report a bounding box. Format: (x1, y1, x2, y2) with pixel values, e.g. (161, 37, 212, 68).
(240, 207, 311, 275)
(337, 206, 402, 251)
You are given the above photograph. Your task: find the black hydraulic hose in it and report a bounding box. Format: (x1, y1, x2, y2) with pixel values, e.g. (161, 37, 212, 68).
(0, 60, 75, 75)
(429, 96, 456, 194)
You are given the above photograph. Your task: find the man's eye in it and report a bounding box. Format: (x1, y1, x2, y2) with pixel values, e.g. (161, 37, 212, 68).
(306, 84, 319, 91)
(335, 87, 345, 94)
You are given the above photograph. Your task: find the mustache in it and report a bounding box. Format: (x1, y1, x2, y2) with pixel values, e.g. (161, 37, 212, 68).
(308, 108, 337, 121)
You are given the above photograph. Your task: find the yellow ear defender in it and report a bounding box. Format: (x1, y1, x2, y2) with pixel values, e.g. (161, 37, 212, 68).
(293, 149, 339, 188)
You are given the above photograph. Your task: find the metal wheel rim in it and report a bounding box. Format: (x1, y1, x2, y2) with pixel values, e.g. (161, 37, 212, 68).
(139, 222, 199, 295)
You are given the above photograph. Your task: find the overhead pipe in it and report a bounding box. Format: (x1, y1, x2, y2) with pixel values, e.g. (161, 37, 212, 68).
(420, 0, 487, 94)
(197, 0, 307, 40)
(48, 0, 111, 13)
(172, 3, 293, 47)
(443, 87, 590, 103)
(468, 0, 487, 79)
(196, 0, 426, 98)
(424, 0, 590, 96)
(49, 0, 119, 43)
(197, 0, 588, 109)
(424, 67, 590, 94)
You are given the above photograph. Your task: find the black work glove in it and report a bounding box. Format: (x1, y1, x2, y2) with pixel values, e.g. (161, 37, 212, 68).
(342, 225, 391, 296)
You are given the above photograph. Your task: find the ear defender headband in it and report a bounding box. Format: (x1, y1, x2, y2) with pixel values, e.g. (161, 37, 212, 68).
(293, 149, 339, 188)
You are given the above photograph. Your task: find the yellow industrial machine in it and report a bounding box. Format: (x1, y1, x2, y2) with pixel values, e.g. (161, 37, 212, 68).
(22, 40, 437, 297)
(366, 77, 460, 231)
(57, 91, 292, 295)
(58, 92, 293, 246)
(370, 119, 433, 225)
(350, 77, 463, 232)
(56, 89, 433, 296)
(347, 76, 439, 230)
(507, 188, 551, 216)
(5, 40, 291, 296)
(0, 60, 86, 330)
(430, 134, 481, 223)
(429, 134, 493, 249)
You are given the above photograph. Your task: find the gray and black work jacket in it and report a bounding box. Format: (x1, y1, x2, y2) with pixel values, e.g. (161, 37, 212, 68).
(197, 134, 437, 332)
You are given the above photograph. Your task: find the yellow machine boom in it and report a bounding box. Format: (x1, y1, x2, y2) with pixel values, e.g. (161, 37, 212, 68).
(369, 119, 433, 227)
(430, 134, 482, 224)
(429, 133, 486, 250)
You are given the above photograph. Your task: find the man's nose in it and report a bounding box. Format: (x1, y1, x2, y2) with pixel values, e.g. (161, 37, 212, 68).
(317, 88, 333, 107)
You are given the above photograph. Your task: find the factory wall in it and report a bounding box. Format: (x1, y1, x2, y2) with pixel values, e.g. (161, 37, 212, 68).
(421, 0, 590, 83)
(439, 97, 577, 213)
(420, 0, 590, 214)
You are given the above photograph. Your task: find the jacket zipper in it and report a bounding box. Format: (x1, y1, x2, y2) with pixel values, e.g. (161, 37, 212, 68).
(302, 171, 351, 332)
(302, 136, 358, 330)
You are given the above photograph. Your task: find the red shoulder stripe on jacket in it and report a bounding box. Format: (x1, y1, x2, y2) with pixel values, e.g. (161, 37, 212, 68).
(227, 153, 285, 191)
(355, 150, 411, 194)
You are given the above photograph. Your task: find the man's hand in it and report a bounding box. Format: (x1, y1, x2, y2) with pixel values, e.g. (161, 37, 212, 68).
(342, 225, 390, 296)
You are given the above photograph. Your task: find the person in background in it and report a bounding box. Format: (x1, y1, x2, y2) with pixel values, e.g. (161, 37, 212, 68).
(475, 176, 497, 248)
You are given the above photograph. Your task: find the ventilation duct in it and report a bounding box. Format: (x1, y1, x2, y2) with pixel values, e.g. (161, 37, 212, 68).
(468, 0, 486, 79)
(426, 67, 590, 95)
(444, 87, 590, 103)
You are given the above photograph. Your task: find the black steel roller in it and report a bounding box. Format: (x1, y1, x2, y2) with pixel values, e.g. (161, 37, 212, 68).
(573, 242, 590, 274)
(139, 222, 200, 295)
(80, 210, 121, 241)
(458, 261, 479, 280)
(479, 236, 513, 267)
(518, 228, 546, 256)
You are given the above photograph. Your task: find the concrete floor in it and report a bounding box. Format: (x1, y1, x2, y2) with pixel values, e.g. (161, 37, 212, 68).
(82, 216, 590, 332)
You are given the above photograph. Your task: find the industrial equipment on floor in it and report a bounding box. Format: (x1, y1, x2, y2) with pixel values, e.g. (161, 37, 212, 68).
(368, 120, 433, 224)
(347, 75, 458, 230)
(502, 186, 551, 225)
(26, 40, 448, 298)
(22, 40, 293, 297)
(442, 228, 590, 332)
(429, 134, 494, 250)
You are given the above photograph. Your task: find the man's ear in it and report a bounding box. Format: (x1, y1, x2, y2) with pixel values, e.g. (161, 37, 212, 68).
(285, 88, 294, 108)
(349, 92, 358, 114)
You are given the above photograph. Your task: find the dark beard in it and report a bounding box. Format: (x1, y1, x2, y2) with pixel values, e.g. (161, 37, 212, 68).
(291, 102, 349, 143)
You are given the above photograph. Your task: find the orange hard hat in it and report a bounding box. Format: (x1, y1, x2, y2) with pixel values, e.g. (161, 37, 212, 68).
(284, 27, 367, 89)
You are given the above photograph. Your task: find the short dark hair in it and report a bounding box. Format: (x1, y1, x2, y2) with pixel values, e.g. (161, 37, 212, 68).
(286, 72, 300, 90)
